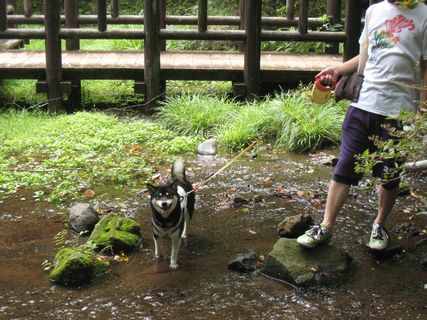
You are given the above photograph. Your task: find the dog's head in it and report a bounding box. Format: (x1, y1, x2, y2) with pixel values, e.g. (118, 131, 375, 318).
(147, 180, 180, 218)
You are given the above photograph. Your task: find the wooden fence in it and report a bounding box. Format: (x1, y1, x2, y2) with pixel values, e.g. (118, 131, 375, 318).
(0, 0, 369, 113)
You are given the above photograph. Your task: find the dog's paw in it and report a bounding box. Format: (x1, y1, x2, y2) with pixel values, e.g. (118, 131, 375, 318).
(169, 263, 179, 269)
(154, 254, 163, 260)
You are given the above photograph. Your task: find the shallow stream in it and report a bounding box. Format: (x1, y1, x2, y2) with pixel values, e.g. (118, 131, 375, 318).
(0, 150, 426, 319)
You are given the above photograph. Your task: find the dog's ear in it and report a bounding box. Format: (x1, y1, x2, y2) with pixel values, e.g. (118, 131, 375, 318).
(170, 179, 179, 191)
(147, 183, 155, 195)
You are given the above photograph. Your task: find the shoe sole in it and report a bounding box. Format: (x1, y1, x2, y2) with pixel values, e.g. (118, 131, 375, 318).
(368, 243, 388, 250)
(297, 236, 332, 248)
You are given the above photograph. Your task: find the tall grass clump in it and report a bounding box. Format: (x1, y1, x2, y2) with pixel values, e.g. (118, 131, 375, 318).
(216, 88, 347, 152)
(217, 99, 282, 151)
(272, 90, 347, 152)
(156, 93, 238, 137)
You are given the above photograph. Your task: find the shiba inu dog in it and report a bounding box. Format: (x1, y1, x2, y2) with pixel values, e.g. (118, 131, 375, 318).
(147, 159, 195, 269)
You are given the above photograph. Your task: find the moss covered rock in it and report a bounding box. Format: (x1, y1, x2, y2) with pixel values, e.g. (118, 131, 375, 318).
(263, 238, 352, 287)
(49, 247, 108, 286)
(88, 215, 142, 253)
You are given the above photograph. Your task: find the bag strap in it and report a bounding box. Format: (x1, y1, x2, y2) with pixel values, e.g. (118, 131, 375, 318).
(357, 6, 374, 75)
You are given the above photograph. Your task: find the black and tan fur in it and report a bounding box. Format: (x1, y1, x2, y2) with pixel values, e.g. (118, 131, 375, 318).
(147, 159, 195, 269)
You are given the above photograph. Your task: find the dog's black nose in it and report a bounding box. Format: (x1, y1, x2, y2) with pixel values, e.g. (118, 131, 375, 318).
(161, 202, 169, 209)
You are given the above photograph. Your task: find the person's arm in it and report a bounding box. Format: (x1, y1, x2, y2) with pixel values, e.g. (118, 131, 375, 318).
(316, 55, 360, 85)
(420, 60, 427, 113)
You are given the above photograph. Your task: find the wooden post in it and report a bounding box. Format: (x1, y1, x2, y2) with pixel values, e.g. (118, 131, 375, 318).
(111, 0, 119, 18)
(298, 0, 308, 34)
(64, 0, 81, 110)
(238, 0, 245, 52)
(98, 0, 107, 32)
(24, 0, 32, 18)
(326, 0, 341, 54)
(0, 0, 6, 32)
(144, 0, 161, 113)
(44, 0, 64, 113)
(159, 0, 166, 51)
(159, 0, 166, 93)
(344, 0, 361, 61)
(286, 0, 295, 20)
(244, 0, 261, 99)
(64, 0, 79, 51)
(198, 0, 207, 32)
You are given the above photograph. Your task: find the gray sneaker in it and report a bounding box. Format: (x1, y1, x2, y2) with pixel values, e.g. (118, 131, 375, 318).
(297, 224, 332, 248)
(368, 224, 389, 250)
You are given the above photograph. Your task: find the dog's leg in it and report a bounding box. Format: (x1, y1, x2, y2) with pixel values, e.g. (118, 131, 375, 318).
(170, 230, 182, 269)
(181, 209, 190, 244)
(153, 234, 163, 259)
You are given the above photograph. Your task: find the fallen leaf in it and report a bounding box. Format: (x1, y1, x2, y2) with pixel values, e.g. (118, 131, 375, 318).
(84, 189, 96, 198)
(296, 190, 305, 197)
(249, 230, 257, 235)
(128, 145, 141, 153)
(242, 208, 250, 214)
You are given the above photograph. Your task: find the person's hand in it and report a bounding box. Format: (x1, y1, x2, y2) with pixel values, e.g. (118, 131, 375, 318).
(315, 67, 341, 86)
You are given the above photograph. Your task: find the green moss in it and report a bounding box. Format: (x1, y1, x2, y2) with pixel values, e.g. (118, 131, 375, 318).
(49, 247, 108, 286)
(89, 215, 142, 253)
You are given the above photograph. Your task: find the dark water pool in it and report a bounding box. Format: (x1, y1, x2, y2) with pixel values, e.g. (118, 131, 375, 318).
(1, 150, 426, 319)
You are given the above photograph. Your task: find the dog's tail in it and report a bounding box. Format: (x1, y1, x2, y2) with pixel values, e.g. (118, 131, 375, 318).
(172, 158, 186, 182)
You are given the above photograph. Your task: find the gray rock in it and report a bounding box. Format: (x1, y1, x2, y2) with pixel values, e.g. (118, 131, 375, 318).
(69, 203, 99, 234)
(228, 251, 258, 272)
(365, 241, 403, 260)
(263, 238, 352, 287)
(197, 139, 218, 155)
(277, 213, 313, 238)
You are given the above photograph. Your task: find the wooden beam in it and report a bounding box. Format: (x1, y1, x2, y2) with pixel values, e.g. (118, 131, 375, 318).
(144, 0, 161, 113)
(6, 14, 332, 28)
(36, 80, 72, 95)
(244, 0, 261, 99)
(44, 0, 64, 112)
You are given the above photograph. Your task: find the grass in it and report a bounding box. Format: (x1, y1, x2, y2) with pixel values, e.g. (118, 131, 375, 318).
(157, 86, 348, 152)
(156, 93, 238, 137)
(0, 110, 199, 203)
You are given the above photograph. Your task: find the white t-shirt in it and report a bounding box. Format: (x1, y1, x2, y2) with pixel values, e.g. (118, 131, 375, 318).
(351, 1, 427, 117)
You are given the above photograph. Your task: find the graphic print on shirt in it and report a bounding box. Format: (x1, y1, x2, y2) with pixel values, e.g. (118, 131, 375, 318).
(371, 14, 415, 58)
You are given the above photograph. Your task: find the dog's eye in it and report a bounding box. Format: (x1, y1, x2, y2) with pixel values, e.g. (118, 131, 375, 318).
(166, 192, 169, 196)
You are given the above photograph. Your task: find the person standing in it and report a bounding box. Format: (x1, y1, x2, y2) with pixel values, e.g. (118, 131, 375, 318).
(297, 0, 427, 250)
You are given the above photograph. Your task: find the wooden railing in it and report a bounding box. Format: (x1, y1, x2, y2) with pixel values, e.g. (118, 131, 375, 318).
(0, 0, 364, 113)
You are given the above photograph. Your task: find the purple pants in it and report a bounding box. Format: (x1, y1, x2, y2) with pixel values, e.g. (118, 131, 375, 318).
(333, 106, 402, 189)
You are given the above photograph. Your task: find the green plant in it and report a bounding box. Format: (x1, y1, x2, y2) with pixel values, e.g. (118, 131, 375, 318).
(217, 99, 281, 150)
(273, 90, 346, 151)
(355, 111, 427, 188)
(156, 93, 238, 137)
(0, 110, 198, 203)
(217, 88, 347, 152)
